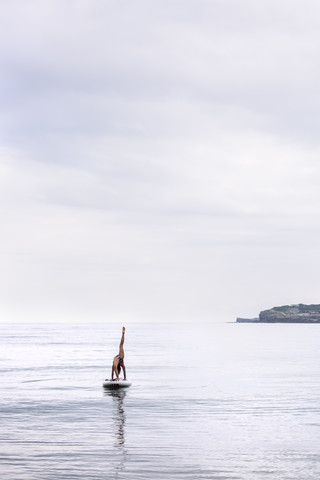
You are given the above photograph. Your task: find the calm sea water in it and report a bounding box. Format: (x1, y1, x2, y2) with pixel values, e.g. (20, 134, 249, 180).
(0, 322, 319, 480)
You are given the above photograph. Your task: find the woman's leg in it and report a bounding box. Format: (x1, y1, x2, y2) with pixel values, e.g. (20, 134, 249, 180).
(118, 327, 125, 358)
(111, 360, 119, 380)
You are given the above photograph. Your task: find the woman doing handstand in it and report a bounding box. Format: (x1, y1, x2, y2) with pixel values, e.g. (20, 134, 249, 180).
(111, 327, 126, 381)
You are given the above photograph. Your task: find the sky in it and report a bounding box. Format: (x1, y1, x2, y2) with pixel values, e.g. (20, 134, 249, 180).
(1, 0, 320, 323)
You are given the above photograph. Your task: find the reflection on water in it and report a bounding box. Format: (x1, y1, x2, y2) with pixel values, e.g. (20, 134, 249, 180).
(103, 389, 127, 477)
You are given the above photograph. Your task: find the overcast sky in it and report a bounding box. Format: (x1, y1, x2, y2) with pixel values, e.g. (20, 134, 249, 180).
(1, 0, 320, 323)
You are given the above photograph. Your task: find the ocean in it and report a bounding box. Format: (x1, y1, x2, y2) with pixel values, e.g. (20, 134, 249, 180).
(1, 322, 319, 480)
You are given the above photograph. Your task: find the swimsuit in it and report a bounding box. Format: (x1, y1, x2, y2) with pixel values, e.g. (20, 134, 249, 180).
(115, 354, 124, 373)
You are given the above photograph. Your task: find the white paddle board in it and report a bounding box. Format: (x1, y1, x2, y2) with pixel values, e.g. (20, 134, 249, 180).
(102, 379, 132, 388)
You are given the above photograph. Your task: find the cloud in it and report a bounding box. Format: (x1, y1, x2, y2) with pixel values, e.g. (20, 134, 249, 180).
(1, 0, 320, 321)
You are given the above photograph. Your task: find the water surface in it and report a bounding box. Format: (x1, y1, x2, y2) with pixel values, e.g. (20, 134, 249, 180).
(1, 322, 319, 479)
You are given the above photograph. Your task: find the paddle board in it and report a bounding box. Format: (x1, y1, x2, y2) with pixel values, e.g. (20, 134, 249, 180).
(102, 379, 132, 388)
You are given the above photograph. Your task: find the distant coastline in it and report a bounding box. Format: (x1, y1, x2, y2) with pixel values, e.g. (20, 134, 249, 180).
(237, 304, 320, 323)
(236, 317, 259, 323)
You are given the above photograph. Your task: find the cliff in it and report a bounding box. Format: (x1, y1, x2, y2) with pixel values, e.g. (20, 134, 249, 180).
(237, 304, 320, 323)
(259, 304, 320, 323)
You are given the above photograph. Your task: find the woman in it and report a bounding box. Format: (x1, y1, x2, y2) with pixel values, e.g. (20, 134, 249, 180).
(111, 327, 126, 381)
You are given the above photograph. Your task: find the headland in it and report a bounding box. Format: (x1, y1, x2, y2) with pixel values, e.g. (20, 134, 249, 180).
(237, 304, 320, 323)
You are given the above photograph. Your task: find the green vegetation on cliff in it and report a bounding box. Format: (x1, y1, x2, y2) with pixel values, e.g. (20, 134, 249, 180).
(259, 304, 320, 323)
